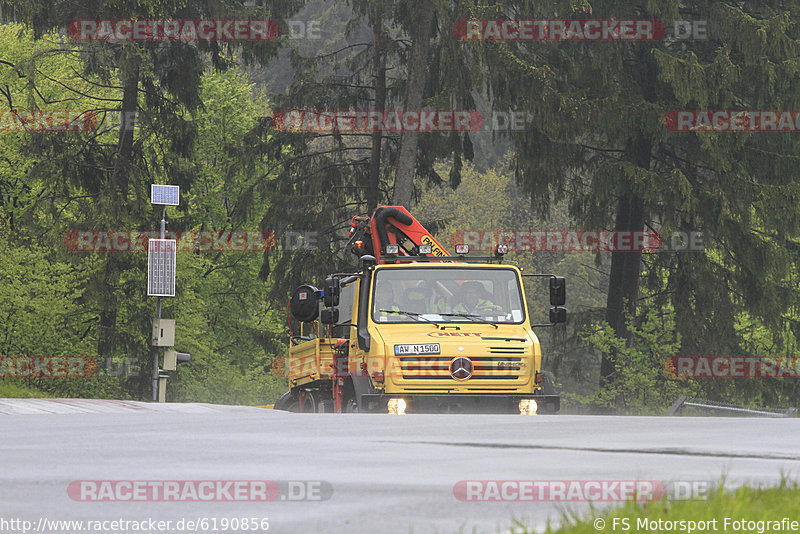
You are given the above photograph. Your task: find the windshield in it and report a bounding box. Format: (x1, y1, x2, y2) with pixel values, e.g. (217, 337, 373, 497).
(372, 267, 525, 324)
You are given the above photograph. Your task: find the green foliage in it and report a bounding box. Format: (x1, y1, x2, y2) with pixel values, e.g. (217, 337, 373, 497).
(566, 306, 700, 413)
(0, 381, 53, 398)
(169, 354, 287, 405)
(0, 24, 292, 403)
(0, 242, 89, 356)
(0, 237, 128, 398)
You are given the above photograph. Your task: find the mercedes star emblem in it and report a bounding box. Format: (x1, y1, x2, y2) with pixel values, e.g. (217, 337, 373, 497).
(450, 356, 473, 380)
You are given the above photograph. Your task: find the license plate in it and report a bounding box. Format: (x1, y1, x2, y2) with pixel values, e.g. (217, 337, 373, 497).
(394, 343, 440, 355)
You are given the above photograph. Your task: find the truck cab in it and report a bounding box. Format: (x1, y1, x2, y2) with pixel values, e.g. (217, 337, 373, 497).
(343, 262, 560, 414)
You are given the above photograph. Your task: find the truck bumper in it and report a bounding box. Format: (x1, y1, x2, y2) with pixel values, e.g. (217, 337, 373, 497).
(359, 393, 560, 414)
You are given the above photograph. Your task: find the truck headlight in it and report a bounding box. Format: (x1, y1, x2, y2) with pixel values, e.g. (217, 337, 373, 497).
(519, 399, 537, 415)
(388, 398, 406, 415)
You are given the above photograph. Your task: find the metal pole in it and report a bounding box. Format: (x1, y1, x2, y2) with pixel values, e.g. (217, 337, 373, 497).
(152, 207, 166, 401)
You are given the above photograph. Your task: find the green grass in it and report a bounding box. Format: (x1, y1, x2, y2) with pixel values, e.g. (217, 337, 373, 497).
(517, 482, 800, 533)
(0, 382, 54, 398)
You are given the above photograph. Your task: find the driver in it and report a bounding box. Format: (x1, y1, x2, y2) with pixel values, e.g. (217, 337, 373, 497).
(453, 281, 499, 314)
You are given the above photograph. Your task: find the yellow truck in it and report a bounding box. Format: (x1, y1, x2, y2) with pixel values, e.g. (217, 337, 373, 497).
(274, 206, 564, 414)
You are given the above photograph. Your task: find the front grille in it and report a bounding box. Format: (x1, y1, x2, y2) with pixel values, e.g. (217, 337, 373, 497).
(488, 346, 526, 354)
(395, 355, 525, 380)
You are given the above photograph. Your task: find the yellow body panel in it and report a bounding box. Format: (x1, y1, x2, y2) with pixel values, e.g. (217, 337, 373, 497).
(287, 337, 338, 387)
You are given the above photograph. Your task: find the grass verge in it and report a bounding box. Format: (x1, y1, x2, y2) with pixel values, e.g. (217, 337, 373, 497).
(513, 482, 800, 533)
(0, 382, 54, 398)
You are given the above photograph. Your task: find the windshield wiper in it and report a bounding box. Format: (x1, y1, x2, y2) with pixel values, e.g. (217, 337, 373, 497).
(438, 313, 498, 328)
(379, 309, 441, 328)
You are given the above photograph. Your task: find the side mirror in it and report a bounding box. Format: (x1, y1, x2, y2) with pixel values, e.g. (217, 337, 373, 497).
(550, 276, 566, 306)
(549, 307, 566, 324)
(323, 277, 340, 307)
(290, 284, 320, 323)
(320, 308, 339, 325)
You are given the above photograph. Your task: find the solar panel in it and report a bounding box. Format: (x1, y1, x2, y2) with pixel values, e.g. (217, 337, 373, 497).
(150, 184, 180, 206)
(147, 239, 176, 297)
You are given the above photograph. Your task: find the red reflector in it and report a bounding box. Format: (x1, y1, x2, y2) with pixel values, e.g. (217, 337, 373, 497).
(535, 372, 544, 384)
(373, 372, 385, 382)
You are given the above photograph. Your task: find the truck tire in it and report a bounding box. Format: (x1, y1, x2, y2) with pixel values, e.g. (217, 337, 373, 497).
(274, 391, 299, 412)
(341, 382, 359, 413)
(300, 390, 318, 413)
(540, 372, 560, 413)
(343, 396, 359, 413)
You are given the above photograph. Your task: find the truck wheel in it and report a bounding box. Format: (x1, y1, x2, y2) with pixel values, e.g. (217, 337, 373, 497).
(300, 390, 317, 413)
(342, 382, 359, 413)
(274, 391, 300, 412)
(344, 397, 359, 413)
(539, 372, 560, 413)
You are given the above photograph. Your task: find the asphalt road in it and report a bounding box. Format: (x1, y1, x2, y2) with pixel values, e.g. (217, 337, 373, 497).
(2, 399, 799, 534)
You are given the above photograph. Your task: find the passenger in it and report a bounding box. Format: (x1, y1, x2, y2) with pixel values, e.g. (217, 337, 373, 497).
(374, 283, 400, 316)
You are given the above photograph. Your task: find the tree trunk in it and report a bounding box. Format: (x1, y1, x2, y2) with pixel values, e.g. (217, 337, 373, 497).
(367, 16, 385, 213)
(112, 46, 140, 200)
(600, 136, 650, 389)
(391, 1, 435, 208)
(97, 46, 140, 359)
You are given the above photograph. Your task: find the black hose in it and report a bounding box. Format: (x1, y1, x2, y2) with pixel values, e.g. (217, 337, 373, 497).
(373, 207, 412, 251)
